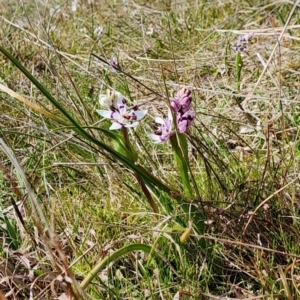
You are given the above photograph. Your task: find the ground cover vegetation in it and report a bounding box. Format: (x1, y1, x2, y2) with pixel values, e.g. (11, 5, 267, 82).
(1, 0, 300, 299)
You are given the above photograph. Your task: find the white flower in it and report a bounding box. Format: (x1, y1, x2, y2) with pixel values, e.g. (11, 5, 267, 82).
(97, 90, 147, 130)
(146, 25, 154, 36)
(94, 26, 103, 36)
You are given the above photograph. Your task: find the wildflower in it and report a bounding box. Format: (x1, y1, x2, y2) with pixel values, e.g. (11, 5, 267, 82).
(149, 87, 195, 143)
(108, 57, 119, 73)
(97, 90, 147, 130)
(146, 24, 155, 36)
(176, 110, 195, 133)
(170, 88, 192, 114)
(109, 57, 118, 69)
(94, 26, 103, 37)
(149, 110, 174, 143)
(237, 32, 254, 45)
(170, 87, 195, 133)
(219, 64, 226, 75)
(234, 32, 254, 53)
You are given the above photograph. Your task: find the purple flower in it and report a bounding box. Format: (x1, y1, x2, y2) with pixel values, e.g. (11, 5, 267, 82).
(234, 32, 254, 53)
(149, 87, 196, 143)
(176, 110, 195, 133)
(170, 88, 192, 114)
(171, 87, 195, 133)
(149, 110, 174, 143)
(109, 57, 119, 69)
(97, 90, 147, 130)
(237, 32, 253, 46)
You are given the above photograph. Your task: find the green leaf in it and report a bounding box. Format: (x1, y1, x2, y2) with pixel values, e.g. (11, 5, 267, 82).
(170, 133, 193, 198)
(80, 243, 153, 289)
(3, 215, 19, 250)
(100, 128, 138, 161)
(236, 51, 243, 92)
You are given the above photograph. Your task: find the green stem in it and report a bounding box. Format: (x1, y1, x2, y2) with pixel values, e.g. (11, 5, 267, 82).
(170, 134, 193, 198)
(236, 51, 243, 92)
(80, 243, 152, 290)
(122, 127, 159, 213)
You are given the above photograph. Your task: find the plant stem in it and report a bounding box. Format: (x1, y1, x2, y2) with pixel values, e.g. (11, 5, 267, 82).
(122, 127, 159, 213)
(80, 244, 152, 290)
(170, 134, 193, 198)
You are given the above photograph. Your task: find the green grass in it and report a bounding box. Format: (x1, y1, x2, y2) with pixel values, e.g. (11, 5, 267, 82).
(1, 0, 300, 299)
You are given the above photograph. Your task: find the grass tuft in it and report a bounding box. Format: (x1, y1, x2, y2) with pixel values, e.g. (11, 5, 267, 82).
(1, 0, 300, 299)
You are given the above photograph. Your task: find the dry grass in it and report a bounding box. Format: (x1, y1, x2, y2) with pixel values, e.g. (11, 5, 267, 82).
(1, 0, 300, 299)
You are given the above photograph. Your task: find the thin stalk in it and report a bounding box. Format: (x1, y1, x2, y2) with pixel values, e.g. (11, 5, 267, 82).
(122, 127, 159, 214)
(170, 134, 193, 198)
(236, 51, 243, 92)
(80, 243, 152, 290)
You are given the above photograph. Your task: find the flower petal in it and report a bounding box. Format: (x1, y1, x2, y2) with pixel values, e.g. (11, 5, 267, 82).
(167, 108, 173, 121)
(109, 122, 123, 130)
(177, 119, 188, 133)
(176, 109, 195, 132)
(154, 116, 165, 124)
(132, 110, 148, 120)
(115, 91, 124, 102)
(111, 91, 125, 110)
(170, 88, 192, 113)
(97, 110, 121, 120)
(118, 104, 127, 115)
(149, 134, 163, 143)
(170, 99, 181, 113)
(111, 111, 122, 120)
(96, 109, 113, 118)
(99, 94, 111, 108)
